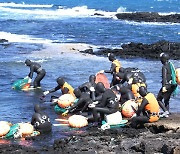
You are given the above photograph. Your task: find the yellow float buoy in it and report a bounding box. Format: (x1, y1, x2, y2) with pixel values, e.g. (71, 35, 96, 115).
(68, 115, 88, 128)
(176, 68, 180, 85)
(0, 121, 11, 137)
(58, 94, 75, 108)
(19, 123, 34, 136)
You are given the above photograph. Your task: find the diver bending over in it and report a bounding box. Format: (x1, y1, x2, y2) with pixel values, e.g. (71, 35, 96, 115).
(25, 59, 46, 88)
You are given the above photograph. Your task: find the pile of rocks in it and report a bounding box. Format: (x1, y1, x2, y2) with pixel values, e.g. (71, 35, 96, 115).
(81, 40, 180, 60)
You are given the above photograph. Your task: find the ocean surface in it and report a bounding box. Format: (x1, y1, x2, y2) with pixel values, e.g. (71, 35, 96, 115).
(0, 0, 180, 148)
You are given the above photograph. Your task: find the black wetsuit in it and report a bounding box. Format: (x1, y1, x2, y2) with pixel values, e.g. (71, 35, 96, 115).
(118, 86, 135, 104)
(31, 105, 52, 133)
(28, 62, 46, 88)
(116, 68, 146, 84)
(130, 98, 150, 128)
(68, 92, 93, 114)
(48, 82, 73, 102)
(79, 81, 96, 94)
(104, 60, 120, 87)
(48, 84, 69, 96)
(157, 62, 177, 111)
(131, 92, 159, 128)
(92, 89, 119, 122)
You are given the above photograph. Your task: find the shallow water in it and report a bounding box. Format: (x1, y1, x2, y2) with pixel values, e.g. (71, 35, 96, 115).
(0, 0, 180, 148)
(0, 48, 180, 147)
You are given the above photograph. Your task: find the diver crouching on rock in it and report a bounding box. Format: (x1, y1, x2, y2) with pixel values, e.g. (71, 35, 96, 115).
(130, 86, 160, 128)
(113, 84, 135, 105)
(88, 82, 119, 124)
(62, 88, 93, 116)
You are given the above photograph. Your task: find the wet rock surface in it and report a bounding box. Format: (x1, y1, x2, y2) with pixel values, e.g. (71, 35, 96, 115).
(81, 40, 180, 60)
(115, 12, 180, 23)
(0, 113, 180, 154)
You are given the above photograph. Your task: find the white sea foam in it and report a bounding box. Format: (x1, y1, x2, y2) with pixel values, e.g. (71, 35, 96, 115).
(0, 31, 52, 44)
(0, 2, 53, 8)
(159, 12, 180, 15)
(0, 2, 179, 20)
(0, 31, 120, 60)
(28, 43, 109, 62)
(0, 4, 117, 19)
(116, 7, 127, 13)
(118, 20, 180, 26)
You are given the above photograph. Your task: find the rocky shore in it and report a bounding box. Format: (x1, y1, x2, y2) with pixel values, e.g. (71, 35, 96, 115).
(115, 12, 180, 23)
(0, 113, 180, 154)
(1, 39, 180, 60)
(0, 39, 180, 153)
(81, 40, 180, 60)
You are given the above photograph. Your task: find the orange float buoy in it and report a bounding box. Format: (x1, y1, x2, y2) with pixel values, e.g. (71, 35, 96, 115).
(58, 94, 76, 108)
(95, 73, 110, 89)
(68, 115, 88, 128)
(121, 100, 138, 118)
(176, 68, 180, 85)
(0, 121, 11, 137)
(19, 123, 34, 136)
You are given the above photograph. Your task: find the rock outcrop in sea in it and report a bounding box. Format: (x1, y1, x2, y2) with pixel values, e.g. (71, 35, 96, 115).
(81, 40, 180, 60)
(115, 12, 180, 23)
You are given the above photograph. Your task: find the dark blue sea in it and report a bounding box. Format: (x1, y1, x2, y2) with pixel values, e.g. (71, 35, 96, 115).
(0, 0, 179, 148)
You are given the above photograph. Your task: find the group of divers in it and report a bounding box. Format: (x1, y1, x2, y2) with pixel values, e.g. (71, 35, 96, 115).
(15, 52, 179, 134)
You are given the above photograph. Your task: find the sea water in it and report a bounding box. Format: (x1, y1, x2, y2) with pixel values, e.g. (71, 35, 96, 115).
(0, 0, 179, 147)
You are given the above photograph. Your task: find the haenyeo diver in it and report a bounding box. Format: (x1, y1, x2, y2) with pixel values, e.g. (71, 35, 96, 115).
(31, 104, 52, 133)
(25, 59, 46, 88)
(43, 77, 74, 103)
(100, 53, 121, 87)
(116, 67, 146, 85)
(89, 82, 119, 123)
(62, 88, 93, 116)
(130, 86, 160, 128)
(114, 84, 135, 105)
(129, 76, 147, 104)
(78, 75, 97, 93)
(157, 53, 177, 117)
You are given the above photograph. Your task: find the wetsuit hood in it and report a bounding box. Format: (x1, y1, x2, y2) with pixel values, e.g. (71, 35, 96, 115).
(96, 82, 105, 93)
(160, 53, 169, 64)
(108, 53, 115, 61)
(25, 59, 31, 66)
(74, 88, 82, 98)
(139, 86, 148, 97)
(34, 104, 41, 113)
(56, 77, 65, 86)
(119, 67, 125, 73)
(89, 75, 96, 83)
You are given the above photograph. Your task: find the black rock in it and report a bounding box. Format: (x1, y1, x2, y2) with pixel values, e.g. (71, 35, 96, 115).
(116, 12, 180, 23)
(81, 40, 180, 60)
